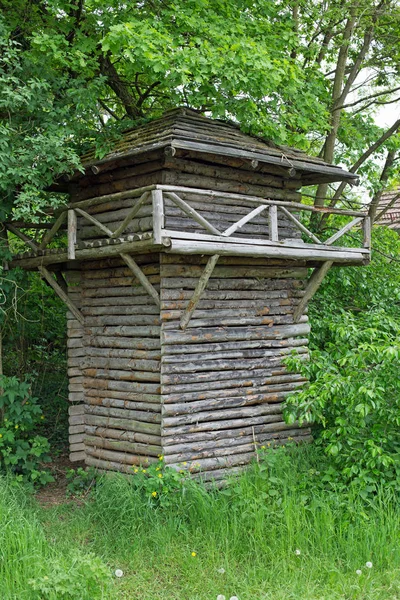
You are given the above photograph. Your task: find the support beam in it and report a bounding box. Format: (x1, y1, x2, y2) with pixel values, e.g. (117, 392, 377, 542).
(268, 205, 279, 241)
(152, 189, 164, 245)
(38, 265, 84, 325)
(120, 253, 160, 307)
(293, 261, 333, 323)
(180, 254, 220, 330)
(67, 210, 77, 260)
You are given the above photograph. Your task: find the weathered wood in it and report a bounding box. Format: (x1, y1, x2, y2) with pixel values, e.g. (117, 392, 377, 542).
(152, 189, 164, 244)
(38, 266, 84, 325)
(222, 205, 268, 237)
(167, 238, 367, 264)
(120, 252, 160, 307)
(278, 206, 322, 244)
(180, 254, 220, 330)
(268, 205, 278, 241)
(85, 435, 161, 457)
(85, 446, 156, 466)
(293, 261, 333, 322)
(39, 212, 67, 249)
(111, 191, 150, 238)
(325, 217, 363, 245)
(363, 216, 371, 249)
(75, 207, 114, 238)
(6, 224, 38, 251)
(67, 210, 77, 259)
(164, 191, 221, 235)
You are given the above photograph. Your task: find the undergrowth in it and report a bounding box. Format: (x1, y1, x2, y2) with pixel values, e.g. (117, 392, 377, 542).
(1, 444, 400, 600)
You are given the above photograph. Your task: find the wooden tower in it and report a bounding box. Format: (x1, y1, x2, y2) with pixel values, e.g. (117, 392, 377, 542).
(8, 108, 371, 482)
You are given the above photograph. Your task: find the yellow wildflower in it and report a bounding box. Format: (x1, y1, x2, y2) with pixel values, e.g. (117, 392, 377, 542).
(183, 462, 187, 466)
(15, 425, 19, 429)
(133, 468, 139, 474)
(158, 473, 162, 479)
(40, 416, 45, 420)
(156, 466, 160, 471)
(0, 434, 2, 438)
(191, 552, 197, 557)
(158, 455, 164, 461)
(261, 445, 266, 450)
(152, 491, 157, 497)
(142, 469, 147, 474)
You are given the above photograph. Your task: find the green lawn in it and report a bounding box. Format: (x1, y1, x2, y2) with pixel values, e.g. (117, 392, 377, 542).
(1, 446, 399, 600)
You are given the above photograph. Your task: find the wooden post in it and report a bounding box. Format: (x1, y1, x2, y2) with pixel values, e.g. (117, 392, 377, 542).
(39, 212, 67, 249)
(152, 189, 165, 245)
(269, 205, 279, 241)
(363, 216, 371, 249)
(293, 261, 333, 323)
(68, 210, 77, 260)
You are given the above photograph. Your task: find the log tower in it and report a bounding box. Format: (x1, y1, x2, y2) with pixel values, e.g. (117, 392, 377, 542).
(8, 108, 370, 482)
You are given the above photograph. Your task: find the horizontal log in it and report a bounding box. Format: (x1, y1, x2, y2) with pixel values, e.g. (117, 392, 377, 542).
(85, 446, 156, 466)
(162, 372, 306, 403)
(164, 424, 306, 456)
(161, 264, 306, 279)
(162, 419, 308, 446)
(85, 414, 161, 440)
(161, 340, 308, 364)
(161, 278, 305, 291)
(85, 347, 160, 360)
(70, 451, 86, 462)
(162, 322, 310, 345)
(86, 336, 160, 350)
(162, 344, 308, 373)
(163, 403, 285, 428)
(83, 357, 160, 372)
(84, 377, 160, 394)
(167, 238, 367, 264)
(83, 367, 160, 383)
(85, 424, 160, 446)
(84, 315, 160, 327)
(85, 435, 161, 457)
(86, 325, 160, 337)
(85, 455, 144, 474)
(162, 313, 304, 330)
(161, 386, 304, 415)
(85, 388, 161, 403)
(86, 396, 161, 412)
(161, 412, 284, 436)
(85, 404, 161, 426)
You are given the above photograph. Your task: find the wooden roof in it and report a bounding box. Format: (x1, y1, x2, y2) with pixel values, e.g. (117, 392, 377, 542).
(376, 185, 400, 230)
(79, 108, 358, 187)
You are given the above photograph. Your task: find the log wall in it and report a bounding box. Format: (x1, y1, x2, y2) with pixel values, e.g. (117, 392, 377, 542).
(159, 254, 312, 481)
(79, 254, 162, 473)
(65, 269, 86, 462)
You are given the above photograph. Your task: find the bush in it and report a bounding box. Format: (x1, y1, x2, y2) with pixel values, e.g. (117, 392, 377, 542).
(284, 227, 400, 497)
(0, 375, 53, 486)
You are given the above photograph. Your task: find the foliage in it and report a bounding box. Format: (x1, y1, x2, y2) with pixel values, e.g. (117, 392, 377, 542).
(0, 476, 112, 600)
(0, 375, 53, 486)
(1, 0, 399, 219)
(128, 455, 190, 508)
(284, 227, 400, 496)
(28, 552, 111, 600)
(66, 466, 99, 498)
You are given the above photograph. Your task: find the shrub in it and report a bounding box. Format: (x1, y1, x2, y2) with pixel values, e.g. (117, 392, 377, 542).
(0, 375, 53, 486)
(284, 308, 400, 496)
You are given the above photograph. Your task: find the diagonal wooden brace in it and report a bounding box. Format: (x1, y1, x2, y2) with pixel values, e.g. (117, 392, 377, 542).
(38, 266, 84, 325)
(120, 253, 160, 307)
(180, 254, 220, 330)
(293, 261, 333, 323)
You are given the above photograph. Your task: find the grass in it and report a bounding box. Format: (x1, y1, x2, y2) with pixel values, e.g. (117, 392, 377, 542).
(1, 445, 400, 599)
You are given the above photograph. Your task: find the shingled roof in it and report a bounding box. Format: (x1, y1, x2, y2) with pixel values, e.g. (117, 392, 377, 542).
(80, 107, 359, 187)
